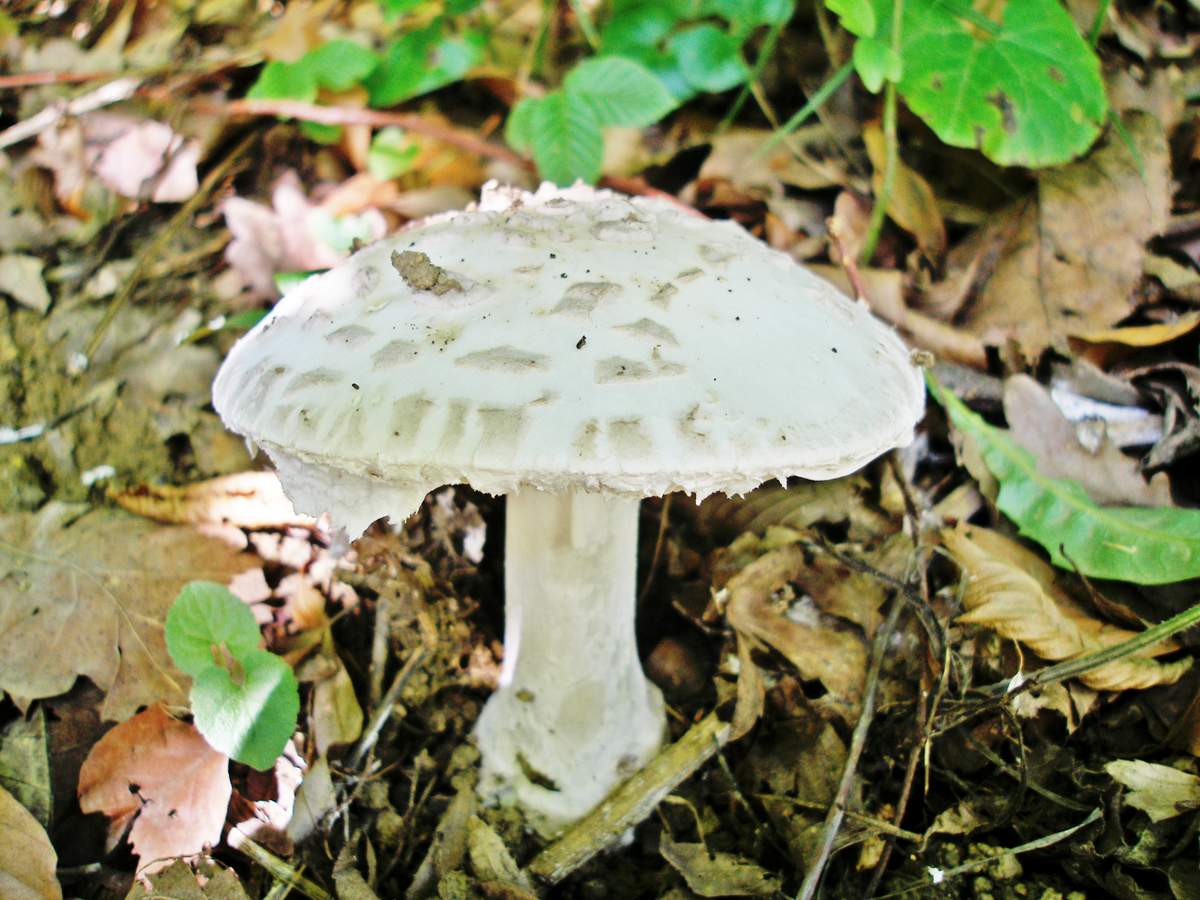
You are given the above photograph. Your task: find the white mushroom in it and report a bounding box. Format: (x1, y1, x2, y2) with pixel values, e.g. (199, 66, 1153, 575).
(212, 181, 925, 834)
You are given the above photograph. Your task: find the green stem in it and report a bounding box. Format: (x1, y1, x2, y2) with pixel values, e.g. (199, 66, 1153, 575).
(717, 19, 786, 136)
(859, 77, 897, 264)
(755, 60, 854, 158)
(1088, 0, 1111, 46)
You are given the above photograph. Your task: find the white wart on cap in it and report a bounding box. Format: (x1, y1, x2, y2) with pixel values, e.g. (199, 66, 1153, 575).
(212, 181, 925, 833)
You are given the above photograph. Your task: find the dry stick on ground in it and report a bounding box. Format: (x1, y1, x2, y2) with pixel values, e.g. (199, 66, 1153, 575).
(527, 712, 732, 885)
(228, 832, 334, 900)
(83, 130, 258, 361)
(796, 596, 906, 900)
(0, 76, 140, 148)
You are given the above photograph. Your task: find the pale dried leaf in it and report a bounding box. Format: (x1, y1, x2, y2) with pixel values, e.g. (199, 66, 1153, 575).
(78, 705, 231, 875)
(660, 834, 782, 897)
(125, 859, 251, 899)
(111, 472, 313, 529)
(0, 254, 51, 313)
(1004, 375, 1173, 507)
(725, 545, 865, 710)
(83, 113, 199, 202)
(949, 112, 1170, 358)
(0, 504, 256, 721)
(1105, 760, 1200, 822)
(0, 784, 61, 900)
(864, 123, 946, 258)
(944, 526, 1190, 691)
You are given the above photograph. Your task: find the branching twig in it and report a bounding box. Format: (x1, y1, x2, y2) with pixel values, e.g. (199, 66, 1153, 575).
(0, 76, 140, 149)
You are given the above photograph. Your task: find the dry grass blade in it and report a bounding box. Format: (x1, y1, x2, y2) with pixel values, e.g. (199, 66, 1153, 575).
(944, 526, 1190, 691)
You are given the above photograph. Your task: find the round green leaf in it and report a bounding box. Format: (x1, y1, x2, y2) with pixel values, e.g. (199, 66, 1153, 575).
(564, 57, 678, 128)
(528, 91, 604, 185)
(165, 581, 261, 679)
(367, 126, 419, 179)
(852, 35, 901, 92)
(247, 60, 316, 102)
(600, 5, 678, 53)
(301, 40, 378, 92)
(191, 649, 300, 771)
(506, 96, 540, 155)
(669, 25, 748, 93)
(825, 0, 874, 37)
(894, 0, 1107, 166)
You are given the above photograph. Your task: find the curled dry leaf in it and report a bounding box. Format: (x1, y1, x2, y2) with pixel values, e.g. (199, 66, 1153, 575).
(0, 784, 61, 900)
(724, 544, 866, 711)
(1105, 760, 1200, 822)
(943, 525, 1190, 691)
(110, 471, 315, 529)
(77, 705, 231, 875)
(863, 122, 946, 259)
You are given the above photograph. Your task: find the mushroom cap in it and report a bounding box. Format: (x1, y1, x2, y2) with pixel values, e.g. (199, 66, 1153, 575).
(213, 182, 925, 536)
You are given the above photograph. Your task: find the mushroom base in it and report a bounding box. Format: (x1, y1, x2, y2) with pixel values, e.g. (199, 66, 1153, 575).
(474, 489, 665, 835)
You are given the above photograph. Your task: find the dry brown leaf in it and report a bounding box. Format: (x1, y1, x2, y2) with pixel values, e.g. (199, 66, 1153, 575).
(0, 503, 256, 720)
(0, 784, 61, 900)
(699, 126, 852, 193)
(863, 123, 946, 259)
(299, 646, 364, 756)
(1003, 375, 1173, 507)
(126, 858, 251, 899)
(943, 525, 1190, 691)
(659, 834, 782, 897)
(949, 112, 1171, 359)
(78, 705, 231, 875)
(724, 545, 865, 710)
(1105, 760, 1200, 822)
(110, 472, 314, 529)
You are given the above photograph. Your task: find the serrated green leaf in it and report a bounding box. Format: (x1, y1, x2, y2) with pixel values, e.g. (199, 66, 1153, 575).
(528, 91, 603, 185)
(247, 60, 316, 102)
(300, 40, 378, 92)
(670, 24, 747, 93)
(165, 582, 261, 679)
(826, 0, 874, 36)
(191, 650, 299, 771)
(505, 96, 540, 155)
(710, 0, 794, 26)
(564, 57, 677, 127)
(862, 0, 1107, 166)
(930, 375, 1200, 586)
(601, 5, 679, 53)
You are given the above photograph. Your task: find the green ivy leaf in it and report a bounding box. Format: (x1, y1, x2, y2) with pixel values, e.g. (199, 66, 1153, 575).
(564, 57, 677, 127)
(669, 24, 747, 93)
(930, 375, 1200, 585)
(301, 40, 379, 92)
(825, 0, 874, 36)
(191, 649, 300, 771)
(852, 35, 901, 92)
(165, 582, 261, 679)
(832, 0, 1107, 166)
(247, 60, 316, 102)
(528, 91, 603, 185)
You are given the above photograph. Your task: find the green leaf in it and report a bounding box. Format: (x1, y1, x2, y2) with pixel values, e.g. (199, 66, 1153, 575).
(600, 5, 679, 53)
(564, 57, 677, 127)
(191, 649, 300, 771)
(710, 0, 794, 26)
(300, 40, 378, 92)
(299, 121, 343, 144)
(165, 582, 261, 679)
(859, 0, 1107, 166)
(247, 60, 316, 102)
(366, 26, 483, 107)
(929, 375, 1200, 586)
(528, 91, 603, 185)
(367, 126, 420, 178)
(825, 0, 874, 36)
(505, 96, 540, 155)
(670, 25, 747, 93)
(852, 35, 901, 92)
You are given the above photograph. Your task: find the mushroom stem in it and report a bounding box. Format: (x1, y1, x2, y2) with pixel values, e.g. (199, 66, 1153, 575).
(474, 489, 666, 834)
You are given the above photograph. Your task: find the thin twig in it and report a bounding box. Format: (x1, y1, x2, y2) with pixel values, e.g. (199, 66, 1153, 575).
(228, 832, 334, 900)
(797, 597, 905, 900)
(204, 96, 530, 169)
(83, 131, 257, 361)
(0, 76, 141, 149)
(347, 636, 431, 771)
(637, 494, 673, 606)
